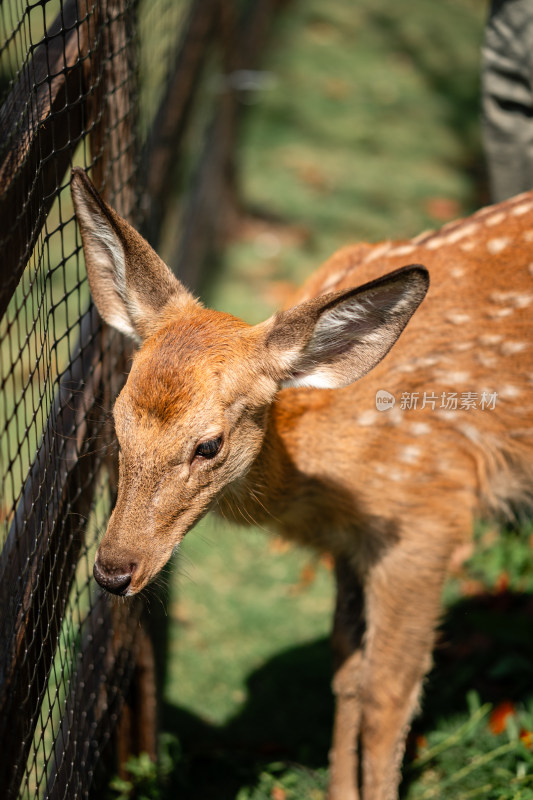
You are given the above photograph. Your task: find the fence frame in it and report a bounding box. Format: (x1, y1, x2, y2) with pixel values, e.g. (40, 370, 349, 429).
(0, 0, 280, 796)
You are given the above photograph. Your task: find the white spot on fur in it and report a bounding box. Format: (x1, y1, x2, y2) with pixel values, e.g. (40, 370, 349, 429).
(487, 237, 511, 254)
(425, 237, 444, 250)
(388, 468, 406, 482)
(489, 290, 508, 303)
(458, 423, 481, 443)
(449, 370, 471, 383)
(388, 244, 417, 257)
(499, 385, 521, 398)
(435, 370, 471, 385)
(441, 220, 457, 232)
(388, 406, 404, 425)
(476, 352, 497, 368)
(396, 355, 442, 373)
(460, 240, 476, 252)
(512, 201, 533, 216)
(487, 307, 513, 319)
(436, 409, 456, 421)
(500, 341, 528, 356)
(395, 362, 417, 374)
(320, 272, 343, 292)
(412, 229, 435, 244)
(444, 223, 479, 243)
(364, 242, 392, 263)
(453, 341, 472, 352)
(446, 312, 470, 325)
(489, 290, 530, 307)
(485, 211, 506, 226)
(358, 409, 378, 426)
(479, 333, 503, 346)
(400, 445, 421, 464)
(514, 294, 533, 308)
(474, 205, 494, 219)
(417, 356, 442, 368)
(410, 421, 431, 435)
(451, 266, 465, 278)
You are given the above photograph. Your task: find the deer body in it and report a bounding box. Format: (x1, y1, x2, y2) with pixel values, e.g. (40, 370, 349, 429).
(71, 168, 533, 800)
(230, 206, 533, 547)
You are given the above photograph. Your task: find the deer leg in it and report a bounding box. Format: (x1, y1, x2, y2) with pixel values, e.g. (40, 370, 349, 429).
(328, 557, 366, 800)
(358, 539, 451, 800)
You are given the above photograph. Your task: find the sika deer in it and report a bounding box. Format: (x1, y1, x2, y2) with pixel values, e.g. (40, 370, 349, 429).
(71, 167, 533, 800)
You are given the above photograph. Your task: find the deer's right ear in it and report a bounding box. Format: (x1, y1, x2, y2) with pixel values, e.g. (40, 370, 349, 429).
(70, 168, 194, 342)
(264, 265, 429, 390)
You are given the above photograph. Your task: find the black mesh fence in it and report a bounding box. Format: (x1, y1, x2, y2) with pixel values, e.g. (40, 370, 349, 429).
(0, 1, 279, 797)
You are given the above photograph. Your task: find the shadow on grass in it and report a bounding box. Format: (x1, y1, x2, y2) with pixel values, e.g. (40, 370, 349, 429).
(162, 637, 333, 799)
(423, 589, 533, 720)
(402, 589, 533, 795)
(162, 590, 533, 799)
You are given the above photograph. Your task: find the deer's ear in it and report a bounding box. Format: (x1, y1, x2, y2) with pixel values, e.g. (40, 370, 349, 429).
(71, 168, 194, 342)
(265, 266, 429, 390)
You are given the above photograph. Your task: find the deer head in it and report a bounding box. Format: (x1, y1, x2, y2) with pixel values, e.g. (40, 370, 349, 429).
(71, 168, 428, 595)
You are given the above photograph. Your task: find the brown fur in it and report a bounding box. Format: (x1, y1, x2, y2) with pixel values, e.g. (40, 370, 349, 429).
(71, 167, 533, 800)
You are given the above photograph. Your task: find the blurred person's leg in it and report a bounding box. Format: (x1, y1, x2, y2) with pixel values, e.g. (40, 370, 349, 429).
(482, 0, 533, 201)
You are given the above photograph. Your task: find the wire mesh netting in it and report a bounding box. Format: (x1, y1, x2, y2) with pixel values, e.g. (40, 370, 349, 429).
(0, 0, 277, 796)
(0, 0, 186, 796)
(0, 0, 144, 795)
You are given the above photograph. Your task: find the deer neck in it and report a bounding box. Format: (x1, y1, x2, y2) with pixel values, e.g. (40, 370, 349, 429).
(216, 389, 364, 546)
(216, 400, 299, 530)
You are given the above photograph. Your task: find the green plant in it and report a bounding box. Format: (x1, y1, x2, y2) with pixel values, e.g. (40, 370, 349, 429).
(108, 735, 180, 800)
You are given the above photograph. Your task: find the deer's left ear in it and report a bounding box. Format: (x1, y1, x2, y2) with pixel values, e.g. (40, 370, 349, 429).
(264, 266, 429, 390)
(71, 168, 195, 342)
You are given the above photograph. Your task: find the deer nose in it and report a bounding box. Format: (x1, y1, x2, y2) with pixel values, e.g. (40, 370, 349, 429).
(93, 558, 135, 595)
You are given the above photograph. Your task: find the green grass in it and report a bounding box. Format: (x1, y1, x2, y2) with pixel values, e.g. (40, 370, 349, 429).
(206, 0, 486, 322)
(115, 0, 533, 797)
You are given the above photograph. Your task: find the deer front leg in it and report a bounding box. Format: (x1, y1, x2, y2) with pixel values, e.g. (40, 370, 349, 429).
(358, 538, 451, 800)
(328, 557, 366, 800)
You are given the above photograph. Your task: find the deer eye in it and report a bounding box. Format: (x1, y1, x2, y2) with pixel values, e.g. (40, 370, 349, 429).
(194, 436, 223, 460)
